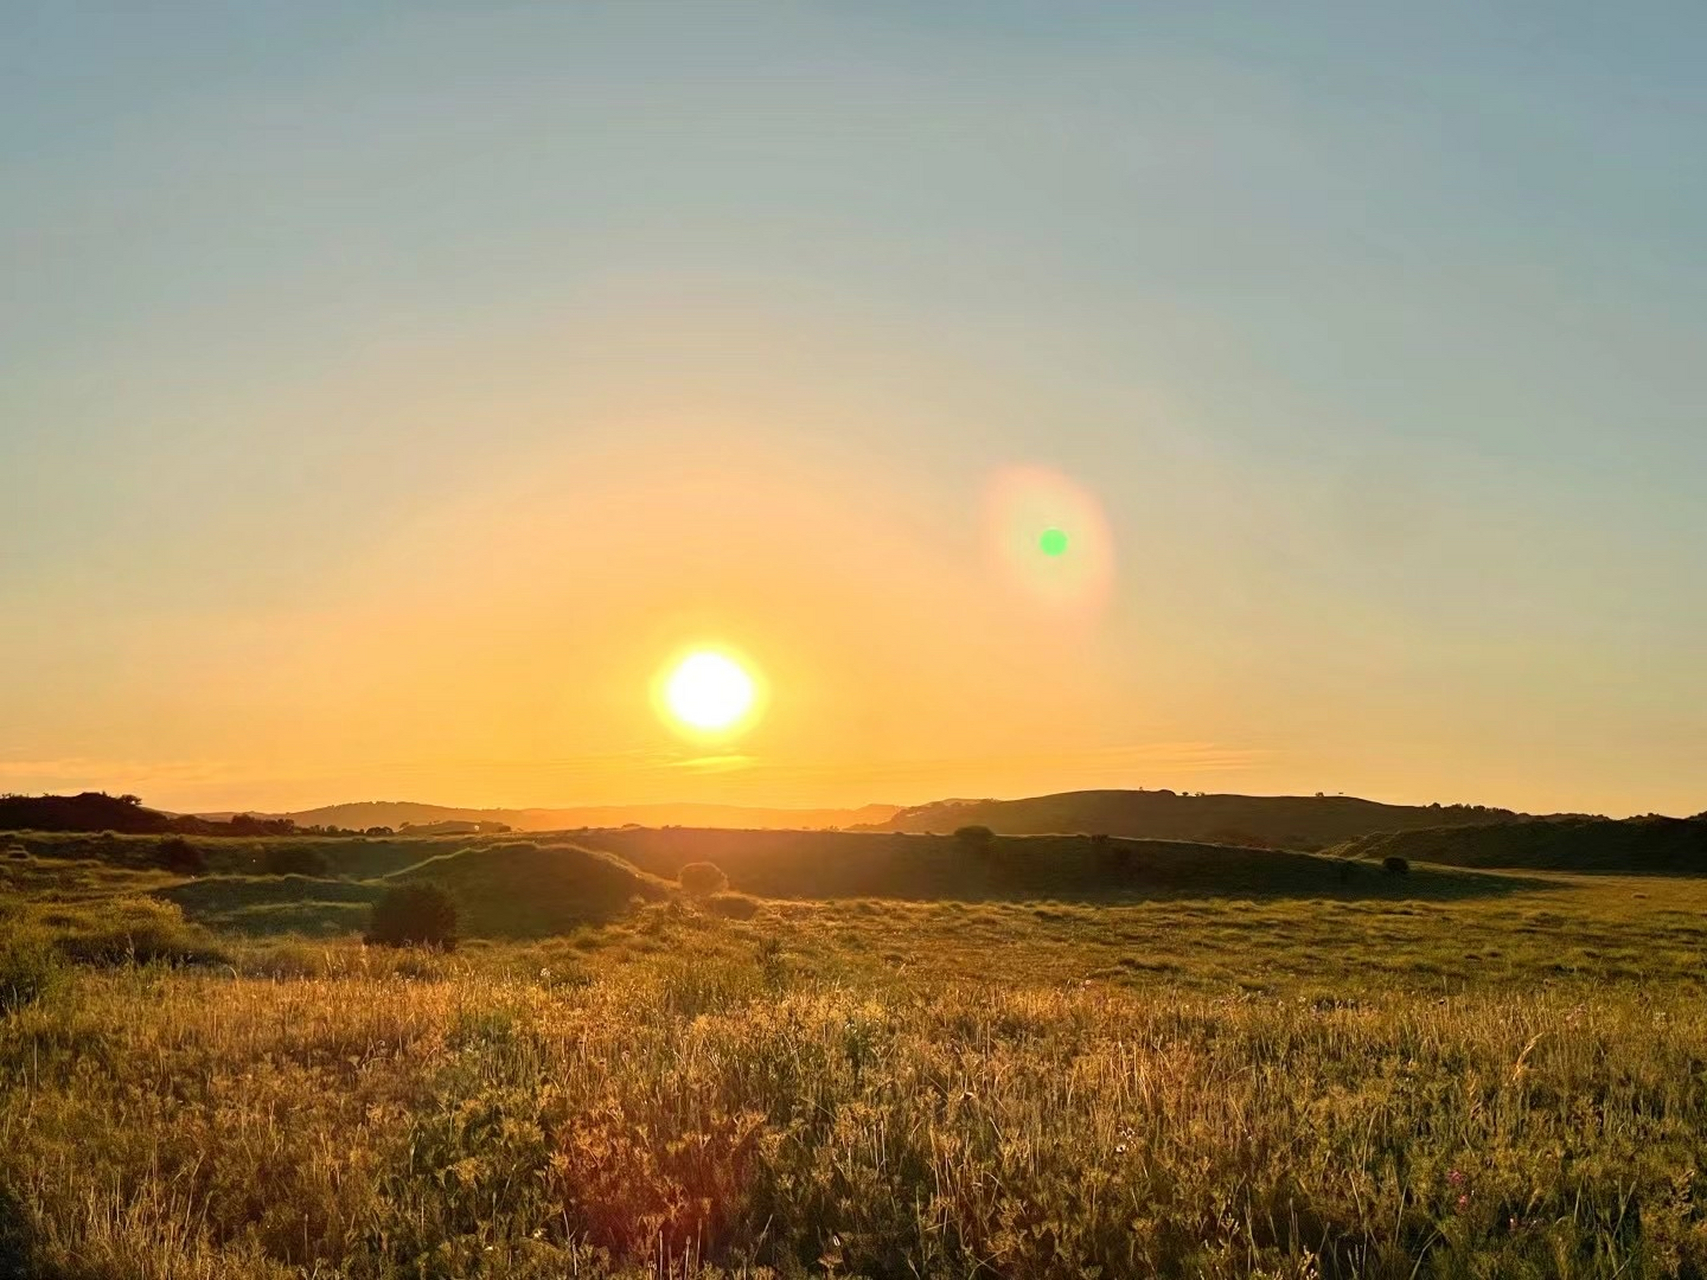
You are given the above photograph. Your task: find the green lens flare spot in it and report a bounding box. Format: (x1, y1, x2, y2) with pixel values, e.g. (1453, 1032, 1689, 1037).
(1039, 527, 1069, 557)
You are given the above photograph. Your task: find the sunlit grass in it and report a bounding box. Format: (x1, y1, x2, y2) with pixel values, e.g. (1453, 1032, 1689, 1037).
(2, 861, 1705, 1276)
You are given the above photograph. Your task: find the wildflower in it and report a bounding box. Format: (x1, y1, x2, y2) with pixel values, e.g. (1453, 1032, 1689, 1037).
(1447, 1169, 1466, 1188)
(1457, 1194, 1470, 1211)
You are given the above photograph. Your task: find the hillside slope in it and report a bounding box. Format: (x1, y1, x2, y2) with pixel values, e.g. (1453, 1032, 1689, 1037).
(581, 826, 1525, 902)
(1334, 815, 1707, 873)
(861, 789, 1529, 850)
(386, 841, 673, 936)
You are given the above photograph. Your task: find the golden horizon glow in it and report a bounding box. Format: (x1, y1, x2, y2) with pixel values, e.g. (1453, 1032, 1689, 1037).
(657, 649, 761, 738)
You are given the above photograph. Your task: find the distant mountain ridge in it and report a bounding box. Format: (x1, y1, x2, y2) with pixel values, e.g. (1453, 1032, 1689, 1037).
(857, 789, 1536, 851)
(3, 788, 1595, 852)
(195, 799, 903, 833)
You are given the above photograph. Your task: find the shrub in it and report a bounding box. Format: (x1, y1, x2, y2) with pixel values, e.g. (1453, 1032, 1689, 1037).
(705, 891, 759, 920)
(954, 824, 996, 852)
(260, 844, 329, 877)
(366, 884, 458, 950)
(154, 835, 205, 875)
(0, 931, 62, 1014)
(1383, 855, 1410, 876)
(678, 862, 729, 897)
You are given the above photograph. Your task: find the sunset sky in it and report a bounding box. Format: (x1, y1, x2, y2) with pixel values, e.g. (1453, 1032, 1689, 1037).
(4, 4, 1704, 817)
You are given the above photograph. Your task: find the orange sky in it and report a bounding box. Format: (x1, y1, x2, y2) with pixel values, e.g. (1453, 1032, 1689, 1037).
(6, 8, 1706, 819)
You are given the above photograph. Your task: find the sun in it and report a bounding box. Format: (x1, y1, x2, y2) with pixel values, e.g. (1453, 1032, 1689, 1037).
(658, 649, 759, 735)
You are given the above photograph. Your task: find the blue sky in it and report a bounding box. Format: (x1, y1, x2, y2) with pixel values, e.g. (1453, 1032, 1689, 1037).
(3, 3, 1704, 814)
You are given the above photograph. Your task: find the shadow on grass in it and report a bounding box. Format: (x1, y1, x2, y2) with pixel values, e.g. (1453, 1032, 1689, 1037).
(579, 828, 1553, 906)
(0, 1186, 35, 1280)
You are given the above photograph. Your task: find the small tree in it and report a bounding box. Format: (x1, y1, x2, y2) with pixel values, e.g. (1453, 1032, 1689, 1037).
(954, 824, 996, 853)
(260, 844, 329, 877)
(366, 884, 458, 950)
(678, 862, 729, 897)
(155, 836, 205, 876)
(1382, 855, 1410, 876)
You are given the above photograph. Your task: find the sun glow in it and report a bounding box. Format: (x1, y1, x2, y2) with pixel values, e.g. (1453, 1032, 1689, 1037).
(658, 649, 760, 736)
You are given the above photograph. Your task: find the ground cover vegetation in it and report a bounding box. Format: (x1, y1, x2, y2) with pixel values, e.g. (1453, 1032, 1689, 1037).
(0, 830, 1704, 1277)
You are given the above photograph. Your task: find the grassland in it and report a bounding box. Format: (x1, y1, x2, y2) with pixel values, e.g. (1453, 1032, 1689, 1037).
(1, 835, 1705, 1277)
(1334, 815, 1707, 875)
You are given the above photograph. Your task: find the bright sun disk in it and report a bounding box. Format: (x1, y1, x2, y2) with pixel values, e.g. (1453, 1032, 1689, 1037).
(662, 650, 757, 733)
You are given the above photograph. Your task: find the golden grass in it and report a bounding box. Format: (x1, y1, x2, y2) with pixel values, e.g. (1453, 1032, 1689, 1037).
(2, 874, 1706, 1276)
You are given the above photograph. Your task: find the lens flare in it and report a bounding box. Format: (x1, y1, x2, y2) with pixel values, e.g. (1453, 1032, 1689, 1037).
(984, 466, 1114, 613)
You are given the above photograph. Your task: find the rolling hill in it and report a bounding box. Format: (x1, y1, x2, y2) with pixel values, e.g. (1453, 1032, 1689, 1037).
(1333, 814, 1707, 874)
(860, 789, 1531, 850)
(579, 825, 1526, 902)
(384, 841, 674, 936)
(155, 841, 676, 938)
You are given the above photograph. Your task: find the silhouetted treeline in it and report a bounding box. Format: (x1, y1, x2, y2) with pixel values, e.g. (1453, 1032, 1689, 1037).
(0, 792, 375, 837)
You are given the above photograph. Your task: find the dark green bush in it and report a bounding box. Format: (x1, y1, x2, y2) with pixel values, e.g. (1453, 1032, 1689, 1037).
(678, 862, 729, 897)
(154, 836, 205, 875)
(954, 825, 996, 852)
(366, 884, 458, 950)
(1383, 855, 1410, 876)
(260, 844, 329, 877)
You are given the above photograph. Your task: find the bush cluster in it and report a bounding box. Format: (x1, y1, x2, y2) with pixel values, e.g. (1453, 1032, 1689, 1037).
(366, 884, 458, 950)
(677, 862, 729, 897)
(154, 836, 206, 875)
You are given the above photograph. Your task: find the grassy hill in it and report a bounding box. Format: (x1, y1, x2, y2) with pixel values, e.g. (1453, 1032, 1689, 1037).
(5, 829, 489, 880)
(148, 841, 674, 939)
(861, 788, 1530, 850)
(1334, 814, 1707, 873)
(384, 841, 673, 936)
(14, 822, 1550, 947)
(580, 825, 1525, 902)
(158, 874, 387, 937)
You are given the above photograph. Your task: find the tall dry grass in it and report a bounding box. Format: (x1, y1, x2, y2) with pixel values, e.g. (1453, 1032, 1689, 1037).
(3, 943, 1705, 1277)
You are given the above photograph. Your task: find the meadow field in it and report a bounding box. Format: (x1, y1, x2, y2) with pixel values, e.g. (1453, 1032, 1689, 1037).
(2, 832, 1705, 1278)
